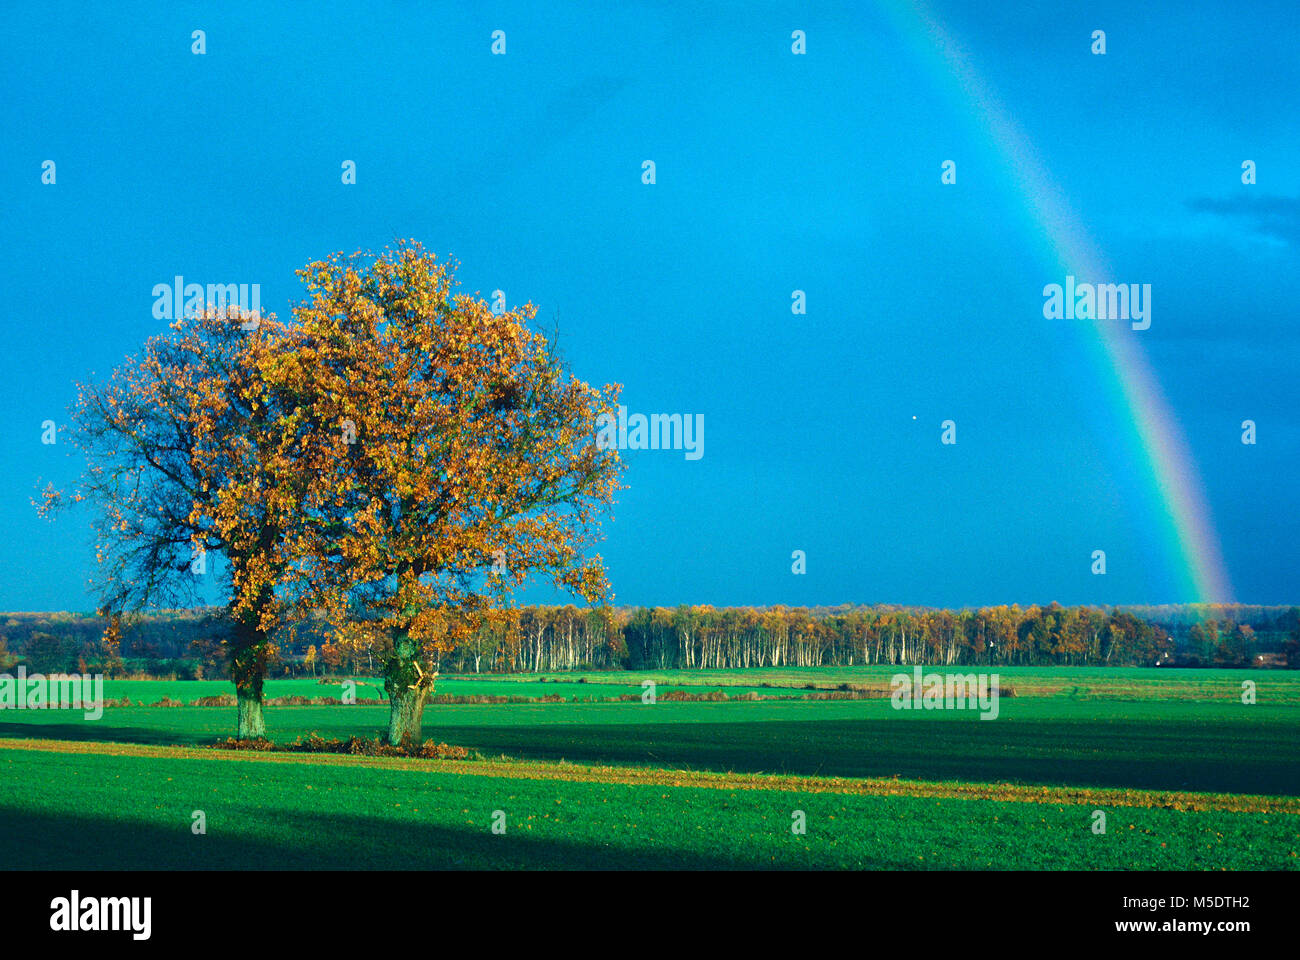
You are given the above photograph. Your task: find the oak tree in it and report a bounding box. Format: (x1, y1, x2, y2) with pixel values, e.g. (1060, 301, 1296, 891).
(270, 243, 623, 744)
(43, 307, 309, 738)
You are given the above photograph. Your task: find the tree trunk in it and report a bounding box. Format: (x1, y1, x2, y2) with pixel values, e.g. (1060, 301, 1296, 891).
(230, 620, 268, 741)
(385, 628, 432, 746)
(387, 683, 428, 745)
(235, 680, 266, 740)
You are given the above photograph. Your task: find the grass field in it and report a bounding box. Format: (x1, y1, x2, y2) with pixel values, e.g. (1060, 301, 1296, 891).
(86, 665, 1300, 704)
(3, 667, 1298, 869)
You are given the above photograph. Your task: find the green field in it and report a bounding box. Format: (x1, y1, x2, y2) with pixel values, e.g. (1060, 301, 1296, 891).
(3, 667, 1298, 870)
(87, 665, 1300, 704)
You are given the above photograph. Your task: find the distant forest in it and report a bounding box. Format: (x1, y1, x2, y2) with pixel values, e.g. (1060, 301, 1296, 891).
(2, 603, 1298, 678)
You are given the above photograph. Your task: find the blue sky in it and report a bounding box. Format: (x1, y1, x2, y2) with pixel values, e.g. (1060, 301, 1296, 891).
(2, 0, 1297, 611)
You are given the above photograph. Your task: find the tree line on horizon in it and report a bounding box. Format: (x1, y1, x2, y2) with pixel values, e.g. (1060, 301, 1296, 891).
(5, 601, 1297, 680)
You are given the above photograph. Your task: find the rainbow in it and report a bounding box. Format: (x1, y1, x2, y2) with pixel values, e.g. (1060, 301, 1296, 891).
(881, 0, 1233, 603)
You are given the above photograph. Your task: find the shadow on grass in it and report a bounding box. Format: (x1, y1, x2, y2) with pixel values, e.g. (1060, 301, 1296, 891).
(0, 804, 892, 871)
(5, 713, 1298, 796)
(442, 718, 1300, 796)
(0, 721, 204, 745)
(0, 718, 392, 748)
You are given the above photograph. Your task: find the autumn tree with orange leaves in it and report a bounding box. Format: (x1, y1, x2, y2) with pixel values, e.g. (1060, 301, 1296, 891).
(266, 243, 623, 744)
(42, 307, 311, 738)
